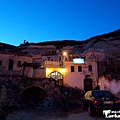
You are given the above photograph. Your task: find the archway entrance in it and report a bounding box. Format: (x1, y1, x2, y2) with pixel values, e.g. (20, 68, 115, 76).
(20, 86, 47, 105)
(48, 71, 63, 85)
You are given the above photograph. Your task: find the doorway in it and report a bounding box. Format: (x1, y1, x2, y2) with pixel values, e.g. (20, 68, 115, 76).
(84, 78, 93, 92)
(48, 71, 63, 85)
(20, 86, 47, 105)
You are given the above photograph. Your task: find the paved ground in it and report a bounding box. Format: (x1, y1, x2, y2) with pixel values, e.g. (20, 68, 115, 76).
(5, 105, 117, 120)
(1, 98, 117, 120)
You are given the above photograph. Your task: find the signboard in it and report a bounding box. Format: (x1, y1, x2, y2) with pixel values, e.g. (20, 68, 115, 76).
(72, 58, 85, 64)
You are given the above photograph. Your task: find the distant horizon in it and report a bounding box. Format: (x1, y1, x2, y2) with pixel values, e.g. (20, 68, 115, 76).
(1, 28, 119, 47)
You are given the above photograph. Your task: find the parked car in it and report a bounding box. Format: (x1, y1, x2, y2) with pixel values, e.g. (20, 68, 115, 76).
(81, 90, 120, 116)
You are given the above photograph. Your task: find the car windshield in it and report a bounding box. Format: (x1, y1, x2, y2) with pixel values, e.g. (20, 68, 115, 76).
(92, 91, 115, 98)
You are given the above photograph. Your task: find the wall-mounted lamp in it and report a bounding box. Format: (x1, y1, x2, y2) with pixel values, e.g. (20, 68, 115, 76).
(63, 52, 67, 56)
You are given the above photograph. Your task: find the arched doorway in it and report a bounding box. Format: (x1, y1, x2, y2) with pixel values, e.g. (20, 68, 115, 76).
(48, 71, 63, 85)
(19, 86, 47, 106)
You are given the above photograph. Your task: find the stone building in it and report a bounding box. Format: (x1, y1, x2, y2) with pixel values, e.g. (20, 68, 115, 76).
(45, 58, 98, 90)
(21, 45, 99, 90)
(0, 45, 102, 91)
(19, 45, 59, 62)
(0, 51, 32, 76)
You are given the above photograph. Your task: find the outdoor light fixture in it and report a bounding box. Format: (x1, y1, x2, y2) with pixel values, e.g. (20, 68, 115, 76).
(63, 52, 67, 56)
(60, 68, 66, 73)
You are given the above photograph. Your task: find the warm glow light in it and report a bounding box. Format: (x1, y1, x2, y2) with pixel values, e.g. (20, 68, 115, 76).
(63, 52, 67, 56)
(46, 68, 66, 74)
(46, 68, 51, 73)
(46, 68, 66, 78)
(60, 69, 66, 73)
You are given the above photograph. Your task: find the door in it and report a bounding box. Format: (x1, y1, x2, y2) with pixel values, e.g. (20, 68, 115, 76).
(84, 78, 93, 92)
(48, 71, 63, 85)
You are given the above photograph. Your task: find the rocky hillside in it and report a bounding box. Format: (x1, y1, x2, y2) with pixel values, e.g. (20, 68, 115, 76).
(1, 29, 120, 56)
(82, 29, 120, 57)
(0, 42, 17, 52)
(18, 29, 120, 56)
(83, 29, 120, 80)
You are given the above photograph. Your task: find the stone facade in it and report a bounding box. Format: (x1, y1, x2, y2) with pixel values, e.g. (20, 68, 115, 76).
(0, 45, 105, 101)
(0, 51, 32, 76)
(0, 75, 61, 107)
(20, 45, 100, 90)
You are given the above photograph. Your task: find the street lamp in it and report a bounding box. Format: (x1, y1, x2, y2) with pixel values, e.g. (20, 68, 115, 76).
(63, 51, 67, 62)
(60, 51, 68, 67)
(63, 52, 67, 56)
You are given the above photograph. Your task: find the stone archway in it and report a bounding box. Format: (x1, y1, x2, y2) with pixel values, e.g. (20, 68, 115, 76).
(19, 86, 47, 105)
(48, 71, 63, 85)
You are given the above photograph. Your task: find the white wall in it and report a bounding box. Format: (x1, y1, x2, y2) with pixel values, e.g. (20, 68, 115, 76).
(64, 59, 98, 89)
(99, 76, 120, 97)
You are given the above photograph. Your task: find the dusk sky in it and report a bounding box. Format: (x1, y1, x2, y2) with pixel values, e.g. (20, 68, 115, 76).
(0, 0, 120, 46)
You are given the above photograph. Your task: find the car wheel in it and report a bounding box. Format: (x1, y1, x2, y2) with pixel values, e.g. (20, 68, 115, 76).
(88, 106, 95, 116)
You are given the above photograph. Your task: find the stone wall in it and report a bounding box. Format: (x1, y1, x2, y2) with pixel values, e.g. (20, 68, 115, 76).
(0, 52, 32, 76)
(0, 75, 61, 107)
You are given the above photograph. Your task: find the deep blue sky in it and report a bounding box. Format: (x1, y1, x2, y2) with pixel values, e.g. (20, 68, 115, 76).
(0, 0, 120, 46)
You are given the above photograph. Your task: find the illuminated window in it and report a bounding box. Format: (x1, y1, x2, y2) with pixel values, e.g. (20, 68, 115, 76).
(48, 71, 63, 80)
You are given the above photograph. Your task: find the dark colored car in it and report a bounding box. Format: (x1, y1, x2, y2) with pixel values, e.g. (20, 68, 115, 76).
(81, 90, 120, 116)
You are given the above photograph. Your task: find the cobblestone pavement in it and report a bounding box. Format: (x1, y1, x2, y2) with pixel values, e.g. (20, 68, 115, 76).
(6, 106, 117, 120)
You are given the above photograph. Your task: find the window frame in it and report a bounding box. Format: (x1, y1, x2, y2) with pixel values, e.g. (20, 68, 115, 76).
(0, 60, 2, 65)
(78, 66, 82, 72)
(71, 66, 75, 72)
(88, 65, 92, 71)
(8, 59, 13, 70)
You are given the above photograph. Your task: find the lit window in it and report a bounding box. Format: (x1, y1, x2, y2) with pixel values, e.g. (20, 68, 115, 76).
(48, 71, 63, 80)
